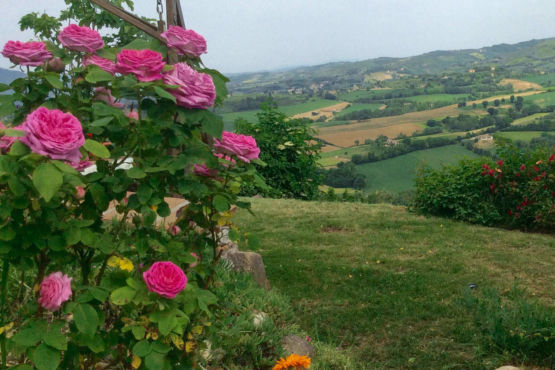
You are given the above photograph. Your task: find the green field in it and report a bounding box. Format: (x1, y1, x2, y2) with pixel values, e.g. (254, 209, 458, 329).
(355, 145, 480, 192)
(406, 93, 468, 103)
(235, 199, 554, 369)
(336, 89, 386, 102)
(523, 91, 555, 107)
(219, 98, 338, 127)
(496, 131, 551, 142)
(512, 113, 549, 126)
(522, 72, 555, 86)
(339, 102, 384, 115)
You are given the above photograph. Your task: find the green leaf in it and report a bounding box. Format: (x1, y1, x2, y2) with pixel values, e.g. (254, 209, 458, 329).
(145, 352, 167, 370)
(89, 287, 109, 302)
(201, 114, 224, 138)
(110, 286, 136, 305)
(126, 167, 146, 179)
(88, 183, 109, 210)
(137, 184, 153, 204)
(131, 326, 146, 340)
(52, 160, 79, 174)
(153, 86, 177, 104)
(3, 128, 25, 137)
(0, 83, 10, 93)
(85, 66, 113, 83)
(33, 163, 63, 202)
(150, 310, 177, 336)
(0, 94, 17, 117)
(90, 117, 113, 127)
(73, 303, 99, 336)
(12, 327, 43, 346)
(31, 344, 60, 370)
(133, 340, 152, 357)
(43, 322, 67, 351)
(84, 139, 110, 159)
(8, 141, 30, 157)
(212, 195, 230, 212)
(44, 73, 64, 89)
(151, 342, 171, 354)
(157, 202, 171, 218)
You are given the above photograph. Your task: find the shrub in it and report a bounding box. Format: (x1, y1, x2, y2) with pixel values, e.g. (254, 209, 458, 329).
(413, 141, 554, 230)
(236, 103, 323, 200)
(0, 4, 263, 369)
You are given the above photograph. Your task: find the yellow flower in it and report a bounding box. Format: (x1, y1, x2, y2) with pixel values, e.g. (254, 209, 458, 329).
(191, 325, 203, 336)
(169, 334, 185, 350)
(273, 354, 311, 370)
(107, 256, 134, 272)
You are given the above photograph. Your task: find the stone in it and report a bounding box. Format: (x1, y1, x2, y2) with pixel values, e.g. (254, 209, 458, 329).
(281, 335, 315, 358)
(495, 367, 519, 370)
(222, 249, 271, 290)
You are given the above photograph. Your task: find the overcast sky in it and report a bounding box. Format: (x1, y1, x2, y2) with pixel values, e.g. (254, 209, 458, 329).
(1, 0, 555, 73)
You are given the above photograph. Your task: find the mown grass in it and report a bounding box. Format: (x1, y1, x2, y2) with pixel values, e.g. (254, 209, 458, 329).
(405, 93, 469, 103)
(512, 113, 549, 126)
(355, 144, 479, 192)
(235, 199, 555, 369)
(524, 91, 555, 107)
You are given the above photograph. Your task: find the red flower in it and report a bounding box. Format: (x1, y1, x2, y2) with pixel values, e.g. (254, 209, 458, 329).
(490, 183, 495, 190)
(488, 169, 494, 177)
(549, 154, 554, 162)
(515, 172, 521, 177)
(482, 164, 490, 169)
(533, 165, 540, 172)
(86, 133, 93, 138)
(520, 164, 526, 170)
(515, 212, 521, 219)
(497, 160, 504, 166)
(507, 209, 513, 216)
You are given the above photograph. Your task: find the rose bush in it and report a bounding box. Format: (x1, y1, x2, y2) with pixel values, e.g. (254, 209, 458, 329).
(0, 3, 264, 369)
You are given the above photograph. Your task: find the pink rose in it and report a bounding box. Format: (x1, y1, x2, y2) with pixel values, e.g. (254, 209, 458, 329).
(37, 272, 72, 311)
(0, 122, 24, 154)
(20, 107, 84, 164)
(75, 186, 86, 199)
(189, 252, 199, 268)
(74, 159, 93, 172)
(194, 163, 218, 177)
(126, 111, 139, 120)
(169, 225, 181, 236)
(162, 63, 215, 109)
(214, 131, 260, 163)
(143, 261, 187, 299)
(45, 57, 65, 73)
(116, 49, 165, 82)
(93, 87, 124, 108)
(83, 55, 117, 74)
(161, 26, 207, 58)
(58, 24, 104, 53)
(1, 41, 52, 66)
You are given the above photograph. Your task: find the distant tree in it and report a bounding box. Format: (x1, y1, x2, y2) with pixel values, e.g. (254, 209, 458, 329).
(487, 107, 498, 116)
(501, 98, 506, 103)
(482, 101, 489, 108)
(375, 135, 388, 146)
(510, 95, 515, 103)
(494, 99, 500, 107)
(236, 102, 323, 199)
(515, 96, 524, 111)
(354, 139, 360, 146)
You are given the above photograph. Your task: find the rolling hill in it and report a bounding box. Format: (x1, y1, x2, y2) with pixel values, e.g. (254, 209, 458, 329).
(228, 37, 555, 94)
(0, 67, 24, 85)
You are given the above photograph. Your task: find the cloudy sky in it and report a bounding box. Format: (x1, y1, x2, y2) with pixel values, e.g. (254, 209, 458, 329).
(1, 0, 555, 73)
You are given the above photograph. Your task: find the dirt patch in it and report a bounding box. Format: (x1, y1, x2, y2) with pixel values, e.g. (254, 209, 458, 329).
(292, 102, 351, 121)
(499, 78, 543, 92)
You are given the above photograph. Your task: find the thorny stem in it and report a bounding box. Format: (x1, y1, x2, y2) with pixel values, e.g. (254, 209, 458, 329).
(1, 259, 9, 370)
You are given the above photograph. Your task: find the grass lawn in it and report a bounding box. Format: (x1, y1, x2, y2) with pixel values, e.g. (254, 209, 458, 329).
(355, 145, 479, 192)
(522, 72, 555, 86)
(496, 131, 551, 142)
(339, 103, 384, 115)
(235, 199, 555, 369)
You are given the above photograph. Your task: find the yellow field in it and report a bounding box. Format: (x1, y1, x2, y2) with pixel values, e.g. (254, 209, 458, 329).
(316, 91, 544, 148)
(499, 78, 543, 92)
(291, 102, 350, 121)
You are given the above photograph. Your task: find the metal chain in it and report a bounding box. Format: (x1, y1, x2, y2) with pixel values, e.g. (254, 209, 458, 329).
(156, 0, 164, 22)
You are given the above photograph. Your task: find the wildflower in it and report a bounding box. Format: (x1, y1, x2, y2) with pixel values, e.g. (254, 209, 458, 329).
(497, 160, 504, 166)
(273, 354, 311, 370)
(520, 164, 526, 170)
